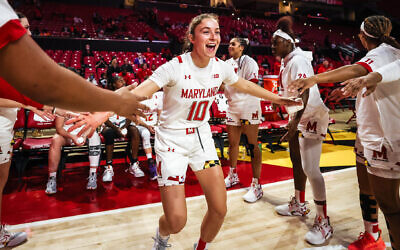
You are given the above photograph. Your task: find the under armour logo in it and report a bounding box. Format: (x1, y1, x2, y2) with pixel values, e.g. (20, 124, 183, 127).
(213, 74, 219, 78)
(168, 147, 175, 152)
(185, 75, 191, 80)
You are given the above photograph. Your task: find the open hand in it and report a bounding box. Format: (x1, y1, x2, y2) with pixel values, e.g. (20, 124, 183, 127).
(288, 77, 317, 95)
(65, 112, 108, 138)
(114, 85, 150, 121)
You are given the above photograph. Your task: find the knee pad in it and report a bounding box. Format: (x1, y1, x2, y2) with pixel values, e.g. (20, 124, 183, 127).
(360, 193, 378, 222)
(88, 133, 101, 166)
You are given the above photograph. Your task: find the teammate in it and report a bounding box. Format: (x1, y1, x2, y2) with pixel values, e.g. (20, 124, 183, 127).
(271, 17, 332, 245)
(0, 11, 53, 248)
(129, 13, 301, 250)
(134, 91, 164, 180)
(101, 76, 141, 180)
(223, 37, 263, 203)
(289, 15, 400, 250)
(45, 112, 101, 194)
(0, 0, 148, 121)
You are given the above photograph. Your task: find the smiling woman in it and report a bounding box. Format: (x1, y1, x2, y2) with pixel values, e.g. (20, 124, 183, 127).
(128, 13, 302, 250)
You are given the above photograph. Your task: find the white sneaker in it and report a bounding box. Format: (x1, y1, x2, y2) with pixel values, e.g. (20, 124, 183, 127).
(275, 196, 310, 216)
(152, 228, 171, 250)
(102, 166, 114, 182)
(0, 224, 27, 248)
(45, 176, 57, 195)
(243, 182, 263, 203)
(305, 216, 333, 245)
(128, 162, 145, 177)
(224, 171, 239, 188)
(86, 172, 97, 190)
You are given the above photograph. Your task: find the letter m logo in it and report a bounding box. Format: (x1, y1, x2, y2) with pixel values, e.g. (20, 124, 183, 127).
(373, 146, 388, 161)
(252, 111, 258, 120)
(306, 121, 317, 133)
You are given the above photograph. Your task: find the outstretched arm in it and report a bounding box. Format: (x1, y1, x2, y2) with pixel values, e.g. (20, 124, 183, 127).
(288, 64, 368, 94)
(230, 77, 302, 106)
(0, 34, 147, 117)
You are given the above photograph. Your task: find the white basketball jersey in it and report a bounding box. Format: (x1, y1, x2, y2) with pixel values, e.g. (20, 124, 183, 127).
(279, 47, 326, 114)
(108, 114, 126, 128)
(140, 91, 163, 126)
(356, 43, 400, 151)
(0, 107, 18, 143)
(224, 55, 260, 108)
(149, 53, 238, 129)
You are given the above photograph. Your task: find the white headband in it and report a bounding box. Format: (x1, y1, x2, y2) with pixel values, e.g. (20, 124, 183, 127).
(360, 21, 378, 38)
(273, 29, 297, 44)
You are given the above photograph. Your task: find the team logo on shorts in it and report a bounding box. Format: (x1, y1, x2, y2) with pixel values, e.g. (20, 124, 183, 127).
(372, 146, 388, 162)
(306, 121, 317, 134)
(252, 111, 259, 120)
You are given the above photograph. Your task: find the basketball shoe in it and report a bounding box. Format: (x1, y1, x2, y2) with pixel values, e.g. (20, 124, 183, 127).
(87, 172, 97, 190)
(148, 159, 157, 181)
(348, 230, 385, 250)
(275, 196, 310, 216)
(224, 170, 239, 188)
(0, 225, 27, 248)
(45, 176, 57, 195)
(242, 182, 263, 203)
(102, 165, 114, 182)
(305, 215, 333, 245)
(152, 228, 171, 250)
(128, 162, 145, 177)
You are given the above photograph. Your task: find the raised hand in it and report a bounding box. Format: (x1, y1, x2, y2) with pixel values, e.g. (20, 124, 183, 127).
(288, 77, 317, 95)
(65, 112, 109, 138)
(276, 96, 303, 107)
(114, 85, 150, 121)
(328, 88, 349, 102)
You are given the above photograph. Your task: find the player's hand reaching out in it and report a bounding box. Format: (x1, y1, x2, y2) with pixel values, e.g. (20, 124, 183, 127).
(275, 96, 303, 107)
(341, 73, 380, 98)
(114, 85, 150, 121)
(288, 76, 317, 95)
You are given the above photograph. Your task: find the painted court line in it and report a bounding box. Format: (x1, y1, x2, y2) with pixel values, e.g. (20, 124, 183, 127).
(10, 167, 355, 230)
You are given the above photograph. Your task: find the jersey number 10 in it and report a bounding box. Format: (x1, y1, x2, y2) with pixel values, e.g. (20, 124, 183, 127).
(187, 101, 210, 121)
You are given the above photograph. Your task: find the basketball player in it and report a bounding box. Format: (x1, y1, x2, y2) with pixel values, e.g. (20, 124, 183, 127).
(271, 16, 332, 245)
(45, 113, 101, 194)
(129, 14, 301, 250)
(0, 11, 51, 248)
(289, 15, 400, 250)
(223, 37, 263, 203)
(134, 91, 164, 180)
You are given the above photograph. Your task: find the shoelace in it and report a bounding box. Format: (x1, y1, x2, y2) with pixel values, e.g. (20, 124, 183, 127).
(152, 236, 171, 249)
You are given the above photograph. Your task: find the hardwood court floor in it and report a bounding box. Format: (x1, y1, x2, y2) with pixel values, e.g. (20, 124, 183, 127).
(11, 168, 390, 250)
